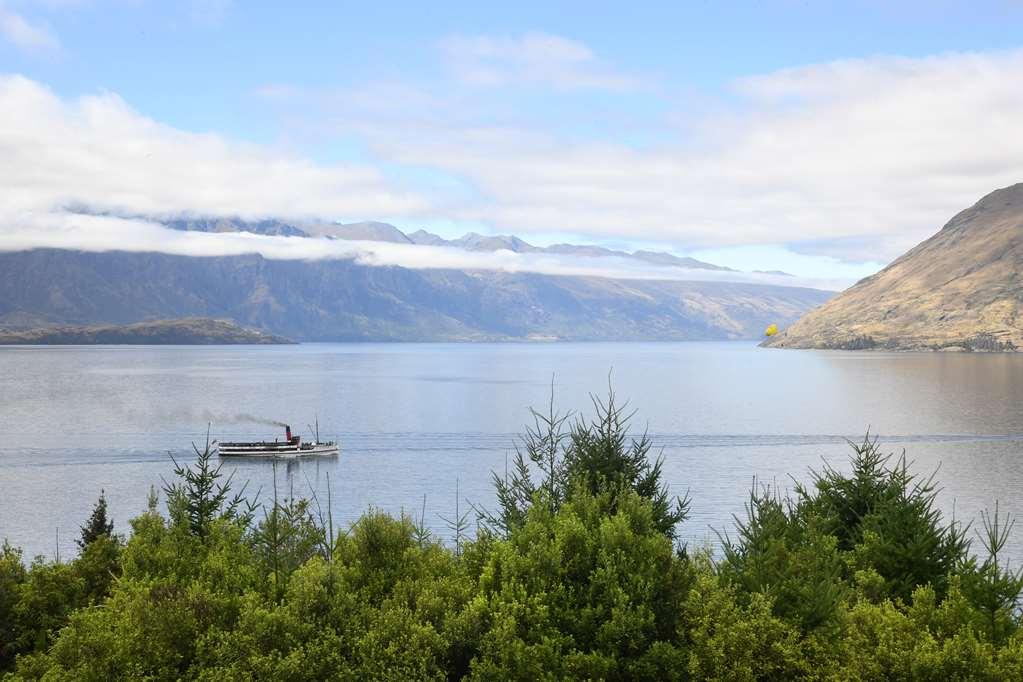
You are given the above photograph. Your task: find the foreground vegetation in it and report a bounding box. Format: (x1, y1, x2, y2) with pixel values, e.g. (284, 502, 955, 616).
(3, 390, 1023, 680)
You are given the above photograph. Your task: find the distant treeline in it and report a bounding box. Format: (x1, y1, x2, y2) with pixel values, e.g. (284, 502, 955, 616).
(3, 388, 1023, 679)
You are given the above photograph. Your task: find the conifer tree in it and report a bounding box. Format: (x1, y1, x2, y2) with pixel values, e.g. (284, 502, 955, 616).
(481, 381, 689, 540)
(77, 491, 114, 550)
(163, 428, 257, 537)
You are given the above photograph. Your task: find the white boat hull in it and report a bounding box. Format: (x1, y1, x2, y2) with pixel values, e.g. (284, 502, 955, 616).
(216, 442, 340, 458)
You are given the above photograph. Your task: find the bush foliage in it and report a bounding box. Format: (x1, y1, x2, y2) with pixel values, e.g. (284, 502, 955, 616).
(3, 389, 1023, 680)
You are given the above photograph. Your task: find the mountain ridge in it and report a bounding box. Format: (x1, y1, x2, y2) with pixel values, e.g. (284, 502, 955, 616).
(0, 249, 830, 342)
(764, 183, 1023, 351)
(159, 215, 733, 272)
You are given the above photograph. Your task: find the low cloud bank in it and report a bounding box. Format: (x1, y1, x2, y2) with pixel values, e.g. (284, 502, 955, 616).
(0, 71, 859, 289)
(0, 210, 848, 290)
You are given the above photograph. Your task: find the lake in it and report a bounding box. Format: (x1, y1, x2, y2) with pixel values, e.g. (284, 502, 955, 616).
(2, 342, 1023, 562)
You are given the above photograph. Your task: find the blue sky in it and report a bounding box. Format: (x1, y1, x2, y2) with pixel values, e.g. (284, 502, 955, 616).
(3, 1, 1023, 282)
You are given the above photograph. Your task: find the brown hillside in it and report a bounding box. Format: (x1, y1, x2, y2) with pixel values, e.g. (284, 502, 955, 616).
(765, 183, 1023, 351)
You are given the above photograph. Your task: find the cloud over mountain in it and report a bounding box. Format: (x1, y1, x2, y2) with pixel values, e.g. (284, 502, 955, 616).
(5, 43, 1023, 268)
(0, 210, 845, 289)
(251, 43, 1023, 265)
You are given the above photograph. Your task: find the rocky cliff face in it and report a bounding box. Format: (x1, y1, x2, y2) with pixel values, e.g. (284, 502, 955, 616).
(765, 184, 1023, 351)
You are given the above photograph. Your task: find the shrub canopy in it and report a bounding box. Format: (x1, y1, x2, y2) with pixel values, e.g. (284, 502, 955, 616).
(3, 394, 1023, 680)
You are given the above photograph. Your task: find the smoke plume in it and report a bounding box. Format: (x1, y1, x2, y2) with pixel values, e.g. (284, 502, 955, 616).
(202, 411, 288, 428)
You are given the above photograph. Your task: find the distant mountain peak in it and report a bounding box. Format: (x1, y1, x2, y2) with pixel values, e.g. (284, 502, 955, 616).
(159, 216, 310, 237)
(313, 221, 413, 243)
(407, 229, 448, 246)
(450, 232, 542, 252)
(158, 212, 739, 273)
(630, 250, 735, 272)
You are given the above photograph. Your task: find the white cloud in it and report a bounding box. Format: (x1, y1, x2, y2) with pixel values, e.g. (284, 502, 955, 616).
(0, 75, 429, 220)
(348, 47, 1023, 261)
(0, 69, 842, 288)
(440, 32, 648, 91)
(7, 45, 1023, 270)
(0, 210, 847, 289)
(0, 5, 60, 53)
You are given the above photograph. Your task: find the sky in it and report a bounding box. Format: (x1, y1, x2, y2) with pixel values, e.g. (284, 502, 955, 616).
(3, 1, 1023, 286)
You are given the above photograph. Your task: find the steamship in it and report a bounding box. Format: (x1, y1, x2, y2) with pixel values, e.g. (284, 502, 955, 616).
(216, 424, 339, 458)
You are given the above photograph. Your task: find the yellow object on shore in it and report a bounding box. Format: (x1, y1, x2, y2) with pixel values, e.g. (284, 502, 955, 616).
(765, 323, 779, 337)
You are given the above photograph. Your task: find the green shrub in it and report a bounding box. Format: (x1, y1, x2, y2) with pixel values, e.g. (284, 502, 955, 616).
(3, 393, 1022, 680)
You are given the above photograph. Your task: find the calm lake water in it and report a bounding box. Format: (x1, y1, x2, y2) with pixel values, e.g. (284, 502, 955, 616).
(2, 342, 1023, 561)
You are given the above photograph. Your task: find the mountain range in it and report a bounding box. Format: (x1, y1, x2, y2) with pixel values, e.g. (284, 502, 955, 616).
(765, 183, 1023, 351)
(17, 183, 1021, 346)
(0, 244, 829, 341)
(167, 217, 738, 272)
(0, 210, 835, 341)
